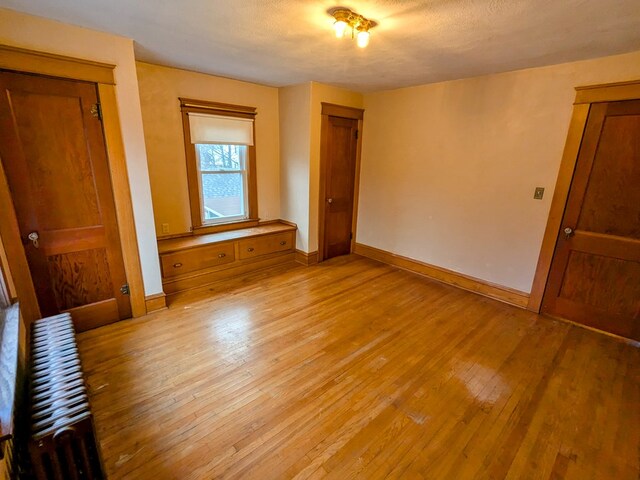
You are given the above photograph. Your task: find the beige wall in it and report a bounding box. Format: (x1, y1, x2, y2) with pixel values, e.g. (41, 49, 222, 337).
(136, 62, 281, 237)
(278, 82, 363, 253)
(359, 50, 640, 293)
(309, 83, 364, 253)
(0, 8, 163, 295)
(279, 83, 312, 251)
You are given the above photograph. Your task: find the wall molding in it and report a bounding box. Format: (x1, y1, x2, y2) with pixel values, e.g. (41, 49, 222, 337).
(0, 45, 115, 85)
(145, 293, 167, 313)
(354, 243, 530, 309)
(295, 250, 319, 266)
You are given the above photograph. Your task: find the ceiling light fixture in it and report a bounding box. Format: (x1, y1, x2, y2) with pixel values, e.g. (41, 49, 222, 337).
(329, 8, 377, 48)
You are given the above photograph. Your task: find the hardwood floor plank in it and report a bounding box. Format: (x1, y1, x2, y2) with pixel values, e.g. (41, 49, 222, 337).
(76, 255, 640, 479)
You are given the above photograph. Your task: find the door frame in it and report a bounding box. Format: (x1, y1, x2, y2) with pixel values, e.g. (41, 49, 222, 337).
(527, 79, 640, 312)
(317, 102, 364, 263)
(0, 45, 147, 324)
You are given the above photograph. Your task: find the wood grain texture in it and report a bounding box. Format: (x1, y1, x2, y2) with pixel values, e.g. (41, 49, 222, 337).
(76, 255, 640, 479)
(355, 243, 530, 308)
(295, 250, 319, 266)
(237, 232, 294, 260)
(161, 242, 235, 278)
(158, 223, 295, 255)
(162, 252, 296, 295)
(528, 103, 591, 312)
(97, 84, 147, 319)
(0, 45, 115, 85)
(321, 116, 358, 260)
(0, 72, 131, 329)
(47, 248, 113, 310)
(158, 223, 297, 294)
(144, 293, 167, 314)
(542, 100, 640, 340)
(318, 106, 364, 263)
(0, 161, 40, 324)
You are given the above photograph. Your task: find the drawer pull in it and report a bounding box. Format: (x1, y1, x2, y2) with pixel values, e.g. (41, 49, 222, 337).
(247, 247, 254, 252)
(173, 262, 183, 268)
(218, 253, 226, 258)
(280, 240, 287, 246)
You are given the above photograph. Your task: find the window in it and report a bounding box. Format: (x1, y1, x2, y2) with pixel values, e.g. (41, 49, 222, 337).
(196, 144, 247, 223)
(180, 98, 258, 231)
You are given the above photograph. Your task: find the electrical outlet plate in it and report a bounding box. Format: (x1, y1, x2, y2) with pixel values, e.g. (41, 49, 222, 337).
(161, 223, 169, 234)
(534, 187, 545, 200)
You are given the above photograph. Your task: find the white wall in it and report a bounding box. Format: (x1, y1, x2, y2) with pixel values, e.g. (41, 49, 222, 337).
(359, 50, 640, 293)
(279, 83, 312, 251)
(0, 8, 163, 296)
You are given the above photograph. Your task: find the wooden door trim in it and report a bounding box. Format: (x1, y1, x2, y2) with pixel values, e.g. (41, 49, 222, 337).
(0, 159, 40, 322)
(0, 45, 115, 85)
(527, 79, 640, 312)
(318, 104, 365, 263)
(0, 47, 147, 324)
(98, 84, 146, 318)
(321, 102, 364, 120)
(575, 79, 640, 104)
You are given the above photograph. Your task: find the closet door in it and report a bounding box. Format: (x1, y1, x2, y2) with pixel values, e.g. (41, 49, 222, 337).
(542, 100, 640, 340)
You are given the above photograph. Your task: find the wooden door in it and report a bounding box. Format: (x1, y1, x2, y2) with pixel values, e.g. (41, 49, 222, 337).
(322, 116, 359, 260)
(0, 71, 131, 331)
(541, 100, 640, 340)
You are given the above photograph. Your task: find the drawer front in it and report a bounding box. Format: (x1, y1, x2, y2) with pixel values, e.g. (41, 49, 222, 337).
(161, 242, 235, 278)
(238, 232, 294, 260)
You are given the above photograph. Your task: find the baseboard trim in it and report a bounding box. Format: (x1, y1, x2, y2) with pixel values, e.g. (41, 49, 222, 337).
(145, 292, 167, 313)
(354, 243, 530, 309)
(295, 250, 319, 266)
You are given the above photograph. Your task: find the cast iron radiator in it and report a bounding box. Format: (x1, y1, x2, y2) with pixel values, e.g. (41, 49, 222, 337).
(27, 313, 103, 480)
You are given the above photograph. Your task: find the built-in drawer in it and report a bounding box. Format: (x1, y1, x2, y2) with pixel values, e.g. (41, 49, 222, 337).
(238, 232, 294, 260)
(161, 242, 235, 278)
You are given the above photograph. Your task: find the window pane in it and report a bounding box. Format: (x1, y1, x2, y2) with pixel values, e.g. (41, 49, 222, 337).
(201, 173, 245, 220)
(196, 144, 244, 171)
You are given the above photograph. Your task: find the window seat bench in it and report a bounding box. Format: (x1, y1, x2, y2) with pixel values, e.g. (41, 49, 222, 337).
(158, 222, 296, 294)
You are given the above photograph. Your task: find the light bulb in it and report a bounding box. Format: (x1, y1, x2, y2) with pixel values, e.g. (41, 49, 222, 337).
(357, 30, 370, 48)
(334, 20, 347, 38)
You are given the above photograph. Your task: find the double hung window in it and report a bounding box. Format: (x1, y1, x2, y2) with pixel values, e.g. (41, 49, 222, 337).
(181, 99, 257, 230)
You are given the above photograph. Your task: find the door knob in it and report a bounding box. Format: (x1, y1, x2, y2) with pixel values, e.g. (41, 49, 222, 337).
(327, 198, 333, 204)
(27, 231, 39, 248)
(563, 227, 574, 239)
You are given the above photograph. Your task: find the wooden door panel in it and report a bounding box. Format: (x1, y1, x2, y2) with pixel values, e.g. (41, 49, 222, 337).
(558, 252, 640, 315)
(542, 100, 640, 340)
(323, 115, 358, 259)
(48, 249, 114, 310)
(9, 91, 102, 229)
(577, 114, 640, 239)
(0, 71, 131, 330)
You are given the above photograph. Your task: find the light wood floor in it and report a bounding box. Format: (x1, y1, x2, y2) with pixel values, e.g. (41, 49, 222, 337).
(77, 255, 639, 479)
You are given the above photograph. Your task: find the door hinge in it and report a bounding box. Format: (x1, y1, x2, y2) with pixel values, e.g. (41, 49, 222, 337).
(350, 232, 353, 240)
(90, 103, 102, 120)
(355, 129, 359, 140)
(120, 284, 130, 295)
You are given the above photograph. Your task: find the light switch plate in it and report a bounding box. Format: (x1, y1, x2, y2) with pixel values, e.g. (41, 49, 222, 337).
(534, 187, 545, 200)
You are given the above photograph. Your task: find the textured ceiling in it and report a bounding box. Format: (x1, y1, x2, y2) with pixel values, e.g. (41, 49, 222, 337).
(2, 0, 640, 92)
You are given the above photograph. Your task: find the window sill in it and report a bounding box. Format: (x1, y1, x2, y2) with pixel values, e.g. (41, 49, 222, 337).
(192, 218, 260, 236)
